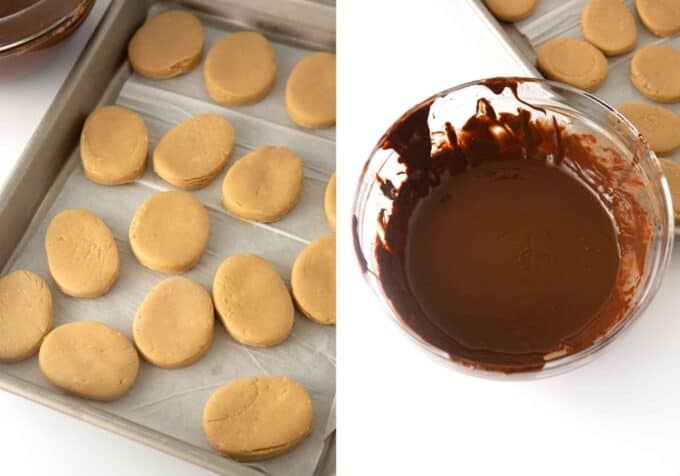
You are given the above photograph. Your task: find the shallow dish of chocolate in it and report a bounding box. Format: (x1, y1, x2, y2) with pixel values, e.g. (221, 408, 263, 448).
(353, 78, 674, 376)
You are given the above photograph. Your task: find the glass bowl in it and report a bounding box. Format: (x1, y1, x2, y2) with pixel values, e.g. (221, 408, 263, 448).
(352, 77, 674, 379)
(0, 0, 94, 73)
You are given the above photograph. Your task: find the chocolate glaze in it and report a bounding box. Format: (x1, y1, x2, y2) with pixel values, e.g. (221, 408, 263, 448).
(371, 78, 651, 373)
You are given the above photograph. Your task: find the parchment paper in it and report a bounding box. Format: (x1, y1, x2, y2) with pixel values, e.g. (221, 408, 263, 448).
(0, 7, 335, 476)
(514, 0, 680, 163)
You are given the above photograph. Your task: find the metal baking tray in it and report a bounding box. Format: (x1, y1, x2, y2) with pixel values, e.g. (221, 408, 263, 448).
(469, 0, 680, 236)
(0, 1, 335, 475)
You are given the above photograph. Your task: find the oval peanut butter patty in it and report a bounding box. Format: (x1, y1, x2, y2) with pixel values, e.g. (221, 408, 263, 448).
(630, 44, 680, 102)
(133, 276, 214, 368)
(128, 10, 204, 79)
(635, 0, 680, 37)
(222, 146, 304, 223)
(212, 254, 294, 347)
(0, 270, 52, 362)
(536, 37, 608, 91)
(324, 172, 336, 230)
(291, 234, 336, 325)
(80, 105, 148, 185)
(202, 376, 313, 461)
(129, 191, 210, 273)
(483, 0, 538, 22)
(45, 209, 119, 298)
(618, 102, 680, 154)
(153, 113, 235, 190)
(286, 52, 336, 128)
(204, 32, 276, 106)
(581, 0, 637, 56)
(39, 321, 139, 401)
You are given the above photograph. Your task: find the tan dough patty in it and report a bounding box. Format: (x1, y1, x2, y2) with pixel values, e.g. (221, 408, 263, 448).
(153, 113, 235, 190)
(618, 102, 680, 154)
(45, 209, 120, 298)
(536, 37, 608, 91)
(203, 376, 313, 461)
(630, 44, 680, 103)
(581, 0, 637, 56)
(291, 234, 336, 325)
(128, 10, 204, 79)
(635, 0, 680, 37)
(222, 146, 304, 223)
(213, 254, 294, 347)
(80, 105, 148, 185)
(134, 276, 214, 368)
(483, 0, 538, 22)
(204, 31, 277, 106)
(39, 321, 139, 401)
(286, 52, 336, 128)
(129, 191, 210, 273)
(324, 172, 336, 230)
(0, 270, 53, 363)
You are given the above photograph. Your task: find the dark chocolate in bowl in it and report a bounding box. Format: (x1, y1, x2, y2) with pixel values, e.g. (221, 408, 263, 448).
(357, 78, 673, 375)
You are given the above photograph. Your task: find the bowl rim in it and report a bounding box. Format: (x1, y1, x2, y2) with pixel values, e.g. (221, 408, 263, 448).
(0, 0, 94, 57)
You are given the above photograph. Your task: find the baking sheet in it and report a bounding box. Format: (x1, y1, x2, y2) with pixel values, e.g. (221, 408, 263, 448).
(513, 0, 680, 164)
(0, 5, 335, 476)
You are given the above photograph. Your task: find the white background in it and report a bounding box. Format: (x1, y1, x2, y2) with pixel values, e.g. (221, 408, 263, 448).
(338, 1, 680, 475)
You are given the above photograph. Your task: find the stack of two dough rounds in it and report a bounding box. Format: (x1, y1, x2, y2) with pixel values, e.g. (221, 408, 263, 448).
(129, 191, 210, 273)
(213, 254, 294, 347)
(80, 105, 148, 185)
(203, 375, 314, 461)
(153, 113, 235, 190)
(204, 31, 277, 106)
(222, 146, 304, 223)
(286, 52, 336, 128)
(134, 276, 214, 368)
(292, 234, 336, 325)
(128, 10, 204, 79)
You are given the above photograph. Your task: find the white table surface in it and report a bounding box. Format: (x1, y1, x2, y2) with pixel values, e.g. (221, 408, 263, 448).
(0, 2, 213, 475)
(339, 1, 680, 475)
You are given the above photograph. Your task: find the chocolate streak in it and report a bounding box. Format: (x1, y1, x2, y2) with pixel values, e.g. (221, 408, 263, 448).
(372, 78, 651, 373)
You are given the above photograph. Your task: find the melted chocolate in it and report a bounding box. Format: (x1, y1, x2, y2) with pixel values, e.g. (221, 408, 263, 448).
(370, 78, 651, 373)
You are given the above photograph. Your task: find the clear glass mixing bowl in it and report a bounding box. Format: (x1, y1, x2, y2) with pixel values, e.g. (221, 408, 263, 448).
(0, 0, 94, 74)
(352, 77, 674, 379)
